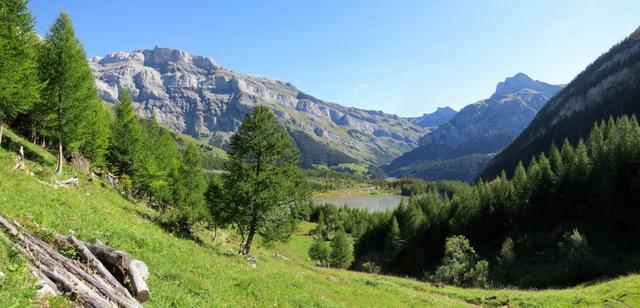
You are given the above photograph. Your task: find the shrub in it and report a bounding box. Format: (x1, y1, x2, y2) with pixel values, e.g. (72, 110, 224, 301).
(431, 235, 490, 287)
(559, 229, 592, 262)
(329, 229, 353, 269)
(308, 239, 330, 266)
(361, 261, 382, 274)
(497, 237, 516, 268)
(463, 260, 489, 288)
(558, 228, 595, 279)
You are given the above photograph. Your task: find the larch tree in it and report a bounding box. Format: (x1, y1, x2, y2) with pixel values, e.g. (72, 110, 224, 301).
(0, 0, 41, 145)
(136, 115, 180, 201)
(107, 90, 142, 176)
(38, 11, 99, 175)
(167, 143, 207, 235)
(78, 98, 111, 168)
(386, 215, 402, 259)
(223, 105, 310, 255)
(329, 229, 353, 269)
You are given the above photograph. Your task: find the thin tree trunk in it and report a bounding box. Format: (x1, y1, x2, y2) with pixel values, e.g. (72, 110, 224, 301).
(211, 225, 217, 241)
(56, 86, 64, 176)
(241, 147, 262, 255)
(55, 140, 63, 175)
(241, 212, 258, 255)
(0, 122, 4, 147)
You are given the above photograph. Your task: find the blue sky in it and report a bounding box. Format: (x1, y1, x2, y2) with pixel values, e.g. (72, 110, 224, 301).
(29, 0, 640, 117)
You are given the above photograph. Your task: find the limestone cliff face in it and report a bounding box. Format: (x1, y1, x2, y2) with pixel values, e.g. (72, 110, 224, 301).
(91, 47, 428, 164)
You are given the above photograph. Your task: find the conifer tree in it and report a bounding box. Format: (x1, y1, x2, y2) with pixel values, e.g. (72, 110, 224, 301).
(386, 215, 402, 259)
(107, 90, 142, 176)
(223, 105, 310, 255)
(78, 98, 110, 167)
(549, 143, 564, 177)
(0, 0, 42, 145)
(39, 11, 98, 174)
(135, 115, 180, 200)
(166, 143, 207, 234)
(308, 239, 330, 267)
(560, 139, 575, 173)
(329, 229, 353, 269)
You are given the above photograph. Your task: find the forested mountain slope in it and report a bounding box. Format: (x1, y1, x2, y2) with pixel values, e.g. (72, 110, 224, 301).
(481, 27, 640, 179)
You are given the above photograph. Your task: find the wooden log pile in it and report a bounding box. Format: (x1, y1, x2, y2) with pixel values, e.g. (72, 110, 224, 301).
(0, 214, 150, 307)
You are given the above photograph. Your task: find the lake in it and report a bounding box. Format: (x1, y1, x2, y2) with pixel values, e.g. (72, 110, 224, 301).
(313, 194, 408, 212)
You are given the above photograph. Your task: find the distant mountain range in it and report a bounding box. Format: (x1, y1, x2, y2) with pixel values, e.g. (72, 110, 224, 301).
(384, 73, 563, 181)
(90, 47, 429, 168)
(480, 27, 640, 180)
(408, 107, 457, 128)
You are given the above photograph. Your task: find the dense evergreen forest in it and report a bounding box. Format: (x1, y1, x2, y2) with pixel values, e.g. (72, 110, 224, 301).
(350, 116, 640, 287)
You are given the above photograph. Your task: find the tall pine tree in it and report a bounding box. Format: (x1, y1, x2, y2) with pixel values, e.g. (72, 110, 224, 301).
(0, 0, 41, 145)
(39, 11, 99, 174)
(78, 98, 110, 168)
(107, 90, 142, 176)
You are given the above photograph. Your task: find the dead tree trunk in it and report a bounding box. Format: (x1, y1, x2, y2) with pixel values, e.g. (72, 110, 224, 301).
(59, 236, 151, 302)
(67, 235, 135, 300)
(55, 140, 63, 176)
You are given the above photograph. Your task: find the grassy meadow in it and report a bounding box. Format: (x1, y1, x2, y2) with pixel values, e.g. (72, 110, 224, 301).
(0, 130, 638, 307)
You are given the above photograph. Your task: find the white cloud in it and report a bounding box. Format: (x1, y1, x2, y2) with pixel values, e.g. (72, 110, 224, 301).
(352, 84, 367, 93)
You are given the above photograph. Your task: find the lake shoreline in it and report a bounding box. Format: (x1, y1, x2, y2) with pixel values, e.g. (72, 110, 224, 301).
(313, 191, 408, 212)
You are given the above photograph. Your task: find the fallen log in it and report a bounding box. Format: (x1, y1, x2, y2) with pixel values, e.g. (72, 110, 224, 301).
(0, 226, 59, 296)
(67, 235, 135, 301)
(15, 223, 139, 307)
(36, 263, 112, 308)
(0, 215, 144, 307)
(128, 259, 150, 302)
(57, 176, 79, 188)
(58, 236, 151, 302)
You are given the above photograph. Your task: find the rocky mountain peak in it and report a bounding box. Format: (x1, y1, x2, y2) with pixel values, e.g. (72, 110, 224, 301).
(140, 47, 220, 72)
(435, 106, 456, 113)
(491, 73, 558, 100)
(408, 106, 457, 128)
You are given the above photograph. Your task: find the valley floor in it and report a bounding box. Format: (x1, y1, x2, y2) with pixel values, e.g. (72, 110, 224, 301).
(0, 138, 638, 307)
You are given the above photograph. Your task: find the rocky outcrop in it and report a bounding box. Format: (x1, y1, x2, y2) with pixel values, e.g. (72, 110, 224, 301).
(91, 47, 428, 165)
(385, 73, 562, 180)
(408, 106, 457, 128)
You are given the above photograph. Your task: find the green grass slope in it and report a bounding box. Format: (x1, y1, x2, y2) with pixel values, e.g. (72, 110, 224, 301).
(0, 135, 639, 307)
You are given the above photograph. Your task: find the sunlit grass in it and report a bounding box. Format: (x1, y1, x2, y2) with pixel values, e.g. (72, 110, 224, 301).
(0, 139, 638, 307)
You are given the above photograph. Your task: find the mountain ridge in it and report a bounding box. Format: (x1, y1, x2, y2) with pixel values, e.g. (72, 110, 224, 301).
(90, 47, 429, 166)
(384, 73, 563, 180)
(407, 106, 457, 128)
